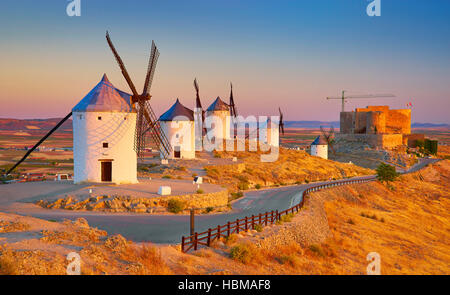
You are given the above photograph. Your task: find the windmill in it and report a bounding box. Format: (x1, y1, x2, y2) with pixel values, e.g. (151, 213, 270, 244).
(105, 31, 171, 159)
(327, 90, 395, 112)
(278, 107, 285, 135)
(320, 125, 336, 155)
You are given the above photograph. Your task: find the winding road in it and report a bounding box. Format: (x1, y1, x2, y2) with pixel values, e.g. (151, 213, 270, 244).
(0, 158, 438, 244)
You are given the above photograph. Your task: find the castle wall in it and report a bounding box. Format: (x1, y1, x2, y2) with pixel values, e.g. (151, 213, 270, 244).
(366, 111, 386, 134)
(335, 133, 403, 149)
(385, 109, 411, 134)
(340, 112, 354, 134)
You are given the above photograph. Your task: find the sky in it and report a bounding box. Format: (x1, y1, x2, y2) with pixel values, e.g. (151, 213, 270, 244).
(0, 0, 449, 123)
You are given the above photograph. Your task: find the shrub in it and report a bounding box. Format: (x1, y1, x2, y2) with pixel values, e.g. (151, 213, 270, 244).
(280, 213, 294, 223)
(254, 184, 261, 189)
(376, 163, 399, 183)
(177, 166, 187, 171)
(277, 254, 300, 267)
(309, 244, 325, 257)
(205, 206, 214, 213)
(254, 224, 263, 232)
(238, 181, 249, 190)
(162, 175, 172, 179)
(305, 179, 309, 184)
(192, 173, 198, 177)
(167, 199, 185, 213)
(230, 191, 244, 201)
(196, 189, 204, 194)
(230, 243, 256, 264)
(347, 218, 355, 225)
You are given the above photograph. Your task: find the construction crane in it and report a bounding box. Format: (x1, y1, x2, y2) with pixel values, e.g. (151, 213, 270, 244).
(327, 90, 395, 112)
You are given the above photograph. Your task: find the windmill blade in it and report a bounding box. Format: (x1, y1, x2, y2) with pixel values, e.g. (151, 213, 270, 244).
(140, 101, 172, 159)
(279, 107, 285, 135)
(6, 112, 72, 175)
(106, 31, 139, 97)
(142, 40, 160, 96)
(229, 82, 237, 118)
(194, 78, 202, 109)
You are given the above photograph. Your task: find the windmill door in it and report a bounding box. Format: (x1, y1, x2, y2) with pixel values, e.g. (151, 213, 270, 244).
(174, 146, 181, 158)
(101, 161, 112, 182)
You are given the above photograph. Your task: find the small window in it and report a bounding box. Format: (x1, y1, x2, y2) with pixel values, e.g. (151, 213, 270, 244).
(124, 117, 127, 120)
(78, 114, 83, 120)
(98, 116, 102, 120)
(103, 142, 108, 148)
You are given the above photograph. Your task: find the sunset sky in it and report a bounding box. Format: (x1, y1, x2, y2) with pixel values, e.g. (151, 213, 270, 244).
(0, 0, 449, 123)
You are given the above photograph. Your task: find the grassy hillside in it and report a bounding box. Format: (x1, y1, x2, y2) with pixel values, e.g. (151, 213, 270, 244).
(205, 148, 374, 191)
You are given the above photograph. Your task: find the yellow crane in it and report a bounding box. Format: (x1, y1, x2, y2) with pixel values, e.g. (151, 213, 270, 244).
(327, 90, 395, 112)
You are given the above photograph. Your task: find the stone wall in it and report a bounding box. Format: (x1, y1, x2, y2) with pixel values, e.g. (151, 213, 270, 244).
(335, 133, 403, 149)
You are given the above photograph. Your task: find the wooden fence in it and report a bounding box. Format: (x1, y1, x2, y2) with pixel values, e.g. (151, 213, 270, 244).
(181, 177, 375, 253)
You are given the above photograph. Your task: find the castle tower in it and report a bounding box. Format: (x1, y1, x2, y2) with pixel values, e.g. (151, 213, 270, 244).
(159, 99, 195, 159)
(72, 74, 137, 184)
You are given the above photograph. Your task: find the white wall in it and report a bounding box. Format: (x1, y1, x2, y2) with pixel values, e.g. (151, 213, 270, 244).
(160, 120, 195, 159)
(73, 111, 137, 184)
(311, 144, 328, 160)
(205, 111, 231, 141)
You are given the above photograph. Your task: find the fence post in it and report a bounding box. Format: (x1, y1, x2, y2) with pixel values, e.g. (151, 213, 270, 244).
(245, 216, 248, 231)
(181, 236, 185, 253)
(207, 228, 211, 246)
(227, 221, 231, 236)
(236, 219, 240, 234)
(194, 232, 198, 251)
(251, 215, 255, 230)
(276, 210, 279, 222)
(259, 213, 262, 224)
(265, 212, 268, 226)
(217, 225, 221, 239)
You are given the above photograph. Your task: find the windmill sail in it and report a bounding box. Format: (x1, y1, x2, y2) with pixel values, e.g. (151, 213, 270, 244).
(106, 32, 172, 159)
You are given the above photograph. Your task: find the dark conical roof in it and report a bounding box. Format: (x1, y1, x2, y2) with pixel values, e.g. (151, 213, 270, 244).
(72, 74, 132, 112)
(206, 96, 229, 112)
(311, 136, 328, 145)
(159, 98, 194, 121)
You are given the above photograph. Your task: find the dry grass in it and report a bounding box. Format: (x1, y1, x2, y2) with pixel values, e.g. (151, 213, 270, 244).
(170, 160, 449, 275)
(0, 218, 171, 275)
(206, 148, 373, 191)
(0, 220, 30, 233)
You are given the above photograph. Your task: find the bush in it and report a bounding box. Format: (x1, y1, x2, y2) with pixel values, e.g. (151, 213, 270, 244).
(347, 218, 355, 225)
(254, 224, 263, 232)
(376, 163, 399, 183)
(254, 184, 261, 189)
(277, 254, 300, 267)
(309, 244, 325, 257)
(196, 189, 204, 194)
(205, 206, 214, 213)
(280, 213, 294, 223)
(230, 191, 244, 201)
(230, 243, 256, 264)
(162, 175, 172, 179)
(238, 181, 249, 190)
(167, 199, 185, 213)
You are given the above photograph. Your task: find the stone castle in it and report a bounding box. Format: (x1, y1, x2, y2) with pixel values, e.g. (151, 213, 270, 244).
(336, 106, 412, 149)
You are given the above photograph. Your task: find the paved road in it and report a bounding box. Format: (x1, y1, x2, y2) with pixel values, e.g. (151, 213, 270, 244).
(0, 158, 438, 244)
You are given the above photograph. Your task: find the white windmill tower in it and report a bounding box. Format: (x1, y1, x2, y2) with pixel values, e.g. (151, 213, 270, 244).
(310, 136, 328, 160)
(205, 96, 231, 141)
(159, 99, 195, 159)
(72, 74, 138, 184)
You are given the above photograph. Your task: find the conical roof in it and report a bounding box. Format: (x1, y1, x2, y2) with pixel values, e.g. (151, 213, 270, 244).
(72, 74, 132, 113)
(311, 136, 328, 145)
(206, 96, 229, 112)
(159, 98, 194, 121)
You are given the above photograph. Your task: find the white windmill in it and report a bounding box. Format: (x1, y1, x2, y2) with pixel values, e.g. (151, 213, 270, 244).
(72, 74, 138, 184)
